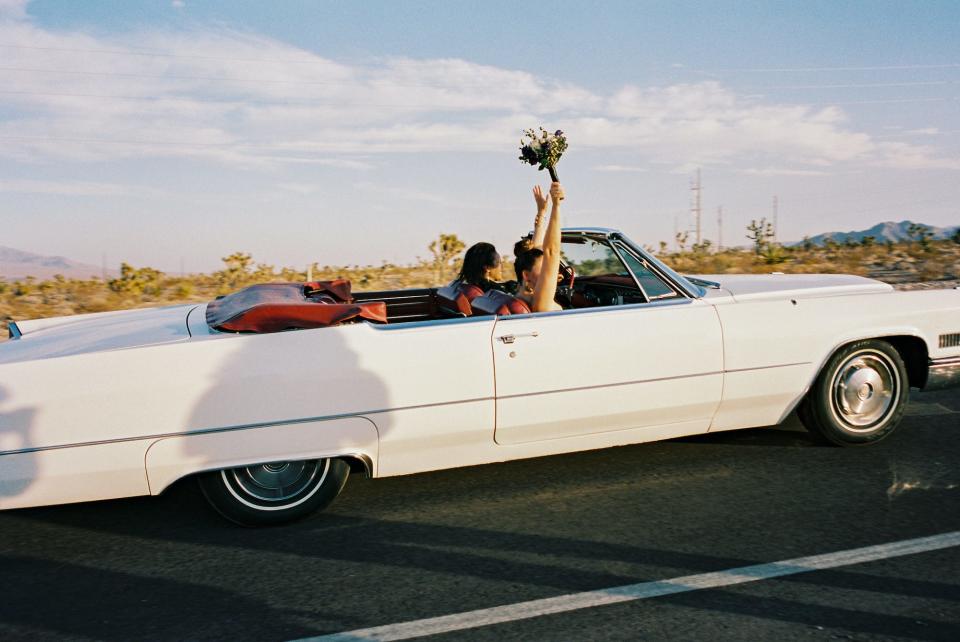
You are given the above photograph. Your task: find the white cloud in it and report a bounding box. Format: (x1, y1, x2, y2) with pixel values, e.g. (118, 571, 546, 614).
(0, 178, 169, 196)
(171, 0, 185, 8)
(276, 182, 320, 195)
(0, 0, 29, 20)
(593, 165, 649, 173)
(741, 168, 830, 177)
(0, 16, 955, 173)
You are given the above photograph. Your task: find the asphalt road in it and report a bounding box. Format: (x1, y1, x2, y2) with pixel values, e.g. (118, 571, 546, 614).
(1, 390, 958, 641)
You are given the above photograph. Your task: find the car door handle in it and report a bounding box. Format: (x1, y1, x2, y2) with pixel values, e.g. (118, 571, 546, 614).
(497, 332, 539, 344)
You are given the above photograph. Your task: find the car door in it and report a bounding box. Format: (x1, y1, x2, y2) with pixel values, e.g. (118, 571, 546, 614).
(492, 238, 724, 445)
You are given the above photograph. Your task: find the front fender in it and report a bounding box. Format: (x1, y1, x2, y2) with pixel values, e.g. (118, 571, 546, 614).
(144, 416, 379, 495)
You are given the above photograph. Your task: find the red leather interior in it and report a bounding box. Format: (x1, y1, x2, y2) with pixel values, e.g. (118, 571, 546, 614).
(436, 281, 484, 316)
(206, 280, 387, 333)
(471, 290, 531, 316)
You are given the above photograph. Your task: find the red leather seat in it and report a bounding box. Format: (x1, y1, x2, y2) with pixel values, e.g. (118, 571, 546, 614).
(470, 290, 531, 316)
(436, 281, 484, 317)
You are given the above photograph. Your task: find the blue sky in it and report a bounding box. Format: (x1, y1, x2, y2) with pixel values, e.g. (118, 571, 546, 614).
(0, 0, 957, 272)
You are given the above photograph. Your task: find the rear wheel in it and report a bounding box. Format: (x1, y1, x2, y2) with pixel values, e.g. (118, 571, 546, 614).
(198, 458, 349, 526)
(798, 339, 909, 446)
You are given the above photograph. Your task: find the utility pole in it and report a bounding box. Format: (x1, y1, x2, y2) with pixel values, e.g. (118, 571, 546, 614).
(673, 212, 679, 251)
(717, 206, 723, 250)
(101, 252, 107, 281)
(772, 195, 779, 242)
(690, 169, 702, 245)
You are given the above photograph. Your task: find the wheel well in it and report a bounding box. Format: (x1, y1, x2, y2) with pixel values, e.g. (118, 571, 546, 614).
(878, 335, 929, 389)
(341, 455, 373, 478)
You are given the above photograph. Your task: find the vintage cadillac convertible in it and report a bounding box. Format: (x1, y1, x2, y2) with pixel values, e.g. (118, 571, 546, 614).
(2, 228, 959, 525)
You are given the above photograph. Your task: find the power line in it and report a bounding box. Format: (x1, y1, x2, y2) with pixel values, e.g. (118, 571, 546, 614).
(701, 63, 960, 73)
(0, 65, 537, 90)
(2, 88, 953, 112)
(3, 43, 958, 77)
(768, 80, 956, 90)
(717, 206, 723, 250)
(690, 169, 702, 245)
(0, 42, 337, 65)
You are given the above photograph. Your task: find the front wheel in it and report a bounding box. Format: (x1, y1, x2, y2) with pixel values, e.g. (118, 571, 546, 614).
(798, 339, 909, 446)
(198, 458, 350, 526)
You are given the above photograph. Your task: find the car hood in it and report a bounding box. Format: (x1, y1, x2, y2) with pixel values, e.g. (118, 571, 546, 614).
(691, 273, 893, 302)
(1, 304, 197, 364)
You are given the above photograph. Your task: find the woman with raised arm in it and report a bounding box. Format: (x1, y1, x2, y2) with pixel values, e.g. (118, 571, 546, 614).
(460, 183, 555, 296)
(515, 181, 564, 312)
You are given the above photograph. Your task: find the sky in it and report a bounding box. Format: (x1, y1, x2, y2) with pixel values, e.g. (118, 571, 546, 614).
(0, 0, 958, 272)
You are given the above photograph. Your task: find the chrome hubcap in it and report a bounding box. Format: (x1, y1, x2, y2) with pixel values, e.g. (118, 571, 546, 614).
(831, 351, 899, 430)
(228, 460, 321, 502)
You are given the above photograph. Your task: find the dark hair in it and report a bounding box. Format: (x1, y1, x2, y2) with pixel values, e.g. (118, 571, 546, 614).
(514, 248, 544, 282)
(458, 242, 500, 286)
(513, 236, 533, 258)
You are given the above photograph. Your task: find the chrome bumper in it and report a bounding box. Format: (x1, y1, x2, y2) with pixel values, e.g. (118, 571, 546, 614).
(925, 356, 960, 391)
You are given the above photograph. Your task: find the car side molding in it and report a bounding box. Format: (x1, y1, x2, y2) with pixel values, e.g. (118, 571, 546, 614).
(925, 356, 960, 391)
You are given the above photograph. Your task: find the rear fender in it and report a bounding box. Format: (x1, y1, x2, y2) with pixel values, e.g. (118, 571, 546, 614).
(144, 416, 379, 495)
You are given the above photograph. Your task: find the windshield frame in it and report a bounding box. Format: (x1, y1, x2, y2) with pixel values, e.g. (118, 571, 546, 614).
(560, 230, 704, 299)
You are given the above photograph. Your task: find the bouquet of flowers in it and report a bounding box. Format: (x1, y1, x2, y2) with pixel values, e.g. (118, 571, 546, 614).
(519, 127, 567, 182)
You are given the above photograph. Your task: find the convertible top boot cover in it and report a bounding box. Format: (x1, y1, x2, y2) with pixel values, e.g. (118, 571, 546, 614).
(205, 279, 387, 333)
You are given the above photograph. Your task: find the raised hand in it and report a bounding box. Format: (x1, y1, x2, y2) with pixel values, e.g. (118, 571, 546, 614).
(550, 181, 564, 204)
(533, 185, 549, 212)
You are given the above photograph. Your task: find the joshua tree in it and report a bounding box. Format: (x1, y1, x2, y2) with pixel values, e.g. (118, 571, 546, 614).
(428, 233, 465, 279)
(746, 218, 775, 255)
(907, 223, 934, 252)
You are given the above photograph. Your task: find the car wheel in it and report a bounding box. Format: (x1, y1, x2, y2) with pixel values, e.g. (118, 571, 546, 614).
(197, 457, 349, 526)
(798, 339, 909, 446)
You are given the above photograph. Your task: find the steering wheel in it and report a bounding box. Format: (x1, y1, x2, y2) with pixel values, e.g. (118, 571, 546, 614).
(555, 262, 576, 307)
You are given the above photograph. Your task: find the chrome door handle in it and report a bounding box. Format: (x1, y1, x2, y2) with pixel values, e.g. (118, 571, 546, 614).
(497, 332, 539, 344)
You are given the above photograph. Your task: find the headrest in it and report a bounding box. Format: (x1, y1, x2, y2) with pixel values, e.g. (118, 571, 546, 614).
(437, 281, 485, 316)
(471, 290, 531, 316)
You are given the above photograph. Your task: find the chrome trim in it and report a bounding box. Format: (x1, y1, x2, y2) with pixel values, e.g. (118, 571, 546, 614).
(345, 452, 375, 477)
(925, 356, 960, 391)
(494, 295, 694, 323)
(497, 370, 724, 400)
(607, 241, 650, 300)
(685, 276, 722, 290)
(724, 362, 811, 374)
(0, 397, 495, 457)
(939, 333, 960, 349)
(370, 314, 494, 331)
(7, 321, 21, 340)
(612, 232, 704, 299)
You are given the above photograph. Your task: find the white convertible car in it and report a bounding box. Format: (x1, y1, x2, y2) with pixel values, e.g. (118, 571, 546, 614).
(1, 228, 958, 525)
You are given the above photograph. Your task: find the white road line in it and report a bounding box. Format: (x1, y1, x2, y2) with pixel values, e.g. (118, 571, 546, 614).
(298, 531, 960, 642)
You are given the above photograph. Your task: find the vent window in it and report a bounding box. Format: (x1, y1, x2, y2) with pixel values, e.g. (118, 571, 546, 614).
(941, 333, 960, 349)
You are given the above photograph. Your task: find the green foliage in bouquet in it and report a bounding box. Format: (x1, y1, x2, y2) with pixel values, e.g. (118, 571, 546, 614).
(519, 127, 568, 181)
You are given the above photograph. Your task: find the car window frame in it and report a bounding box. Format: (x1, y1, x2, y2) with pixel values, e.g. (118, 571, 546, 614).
(612, 241, 682, 301)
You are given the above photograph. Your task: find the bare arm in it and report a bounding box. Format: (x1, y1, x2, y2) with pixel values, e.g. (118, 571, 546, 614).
(531, 185, 549, 248)
(530, 182, 563, 312)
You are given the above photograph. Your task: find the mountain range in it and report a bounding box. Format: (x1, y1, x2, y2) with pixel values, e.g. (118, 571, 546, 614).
(792, 220, 960, 247)
(0, 246, 112, 280)
(2, 220, 959, 279)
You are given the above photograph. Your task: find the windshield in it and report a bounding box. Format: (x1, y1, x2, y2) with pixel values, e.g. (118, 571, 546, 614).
(560, 238, 629, 277)
(613, 233, 705, 298)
